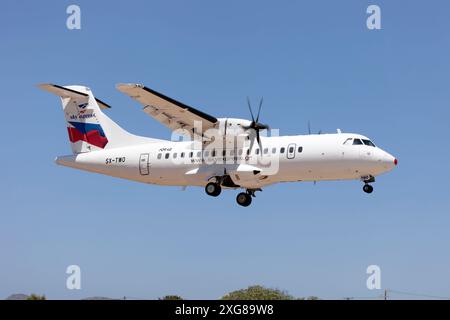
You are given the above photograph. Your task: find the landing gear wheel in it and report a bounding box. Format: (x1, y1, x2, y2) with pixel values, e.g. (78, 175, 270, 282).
(363, 184, 373, 194)
(236, 192, 252, 207)
(205, 182, 221, 197)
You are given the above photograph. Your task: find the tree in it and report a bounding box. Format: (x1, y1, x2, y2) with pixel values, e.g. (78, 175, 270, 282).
(27, 294, 46, 300)
(221, 285, 293, 300)
(159, 295, 183, 300)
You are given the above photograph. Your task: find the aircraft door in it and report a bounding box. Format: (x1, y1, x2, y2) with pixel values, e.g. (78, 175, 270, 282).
(139, 153, 150, 175)
(287, 143, 296, 159)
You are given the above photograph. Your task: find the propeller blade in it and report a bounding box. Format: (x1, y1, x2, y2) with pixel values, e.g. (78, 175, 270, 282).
(246, 96, 255, 122)
(308, 120, 311, 135)
(256, 130, 262, 152)
(244, 96, 269, 154)
(256, 97, 263, 122)
(248, 129, 256, 151)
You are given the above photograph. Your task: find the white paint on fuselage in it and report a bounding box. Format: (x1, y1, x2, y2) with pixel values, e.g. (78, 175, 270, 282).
(55, 133, 396, 189)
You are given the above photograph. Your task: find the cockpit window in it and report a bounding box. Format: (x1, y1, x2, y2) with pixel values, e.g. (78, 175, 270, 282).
(362, 139, 376, 147)
(353, 138, 363, 145)
(343, 138, 353, 145)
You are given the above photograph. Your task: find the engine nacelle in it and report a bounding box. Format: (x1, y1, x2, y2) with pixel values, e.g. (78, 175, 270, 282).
(216, 118, 252, 136)
(186, 118, 253, 148)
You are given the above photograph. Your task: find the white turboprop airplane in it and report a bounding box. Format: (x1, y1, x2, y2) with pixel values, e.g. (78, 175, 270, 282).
(39, 83, 397, 207)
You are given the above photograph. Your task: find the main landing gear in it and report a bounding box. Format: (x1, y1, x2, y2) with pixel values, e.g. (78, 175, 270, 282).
(236, 192, 252, 207)
(361, 175, 375, 194)
(205, 182, 221, 197)
(205, 181, 260, 207)
(236, 189, 260, 207)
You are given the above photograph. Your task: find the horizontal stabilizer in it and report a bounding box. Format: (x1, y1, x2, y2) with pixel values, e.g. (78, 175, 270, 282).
(38, 83, 111, 109)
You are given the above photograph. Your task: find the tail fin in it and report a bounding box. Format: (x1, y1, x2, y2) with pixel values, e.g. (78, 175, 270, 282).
(39, 84, 160, 154)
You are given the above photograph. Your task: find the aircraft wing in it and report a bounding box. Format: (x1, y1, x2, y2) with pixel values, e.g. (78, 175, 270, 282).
(116, 83, 218, 135)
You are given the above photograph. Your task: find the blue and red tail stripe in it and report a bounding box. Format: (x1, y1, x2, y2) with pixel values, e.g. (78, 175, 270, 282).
(67, 121, 108, 148)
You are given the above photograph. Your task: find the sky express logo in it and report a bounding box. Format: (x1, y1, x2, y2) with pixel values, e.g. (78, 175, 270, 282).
(78, 102, 88, 114)
(69, 102, 95, 120)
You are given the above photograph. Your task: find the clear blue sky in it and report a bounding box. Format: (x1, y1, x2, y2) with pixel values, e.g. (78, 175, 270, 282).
(1, 0, 449, 299)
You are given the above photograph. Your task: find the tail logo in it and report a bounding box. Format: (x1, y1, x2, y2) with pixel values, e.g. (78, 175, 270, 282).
(67, 121, 108, 148)
(77, 103, 89, 114)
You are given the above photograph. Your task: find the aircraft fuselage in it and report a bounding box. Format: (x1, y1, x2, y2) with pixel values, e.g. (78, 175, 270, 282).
(56, 132, 397, 189)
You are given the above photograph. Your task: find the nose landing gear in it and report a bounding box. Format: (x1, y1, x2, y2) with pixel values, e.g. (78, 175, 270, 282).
(361, 175, 375, 194)
(363, 184, 373, 194)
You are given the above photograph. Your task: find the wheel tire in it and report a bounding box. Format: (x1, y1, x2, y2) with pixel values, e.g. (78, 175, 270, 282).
(205, 182, 221, 197)
(236, 192, 252, 207)
(363, 184, 373, 194)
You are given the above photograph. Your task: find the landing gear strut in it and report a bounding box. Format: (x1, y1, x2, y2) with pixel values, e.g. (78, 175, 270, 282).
(205, 182, 221, 197)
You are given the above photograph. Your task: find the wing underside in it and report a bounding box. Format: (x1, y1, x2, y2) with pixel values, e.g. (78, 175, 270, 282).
(116, 83, 218, 134)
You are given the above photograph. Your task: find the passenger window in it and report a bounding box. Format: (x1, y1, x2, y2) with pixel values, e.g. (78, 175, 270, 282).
(280, 147, 285, 154)
(181, 152, 185, 158)
(204, 151, 209, 157)
(289, 147, 294, 153)
(264, 148, 268, 154)
(255, 149, 260, 155)
(222, 150, 226, 156)
(165, 153, 170, 159)
(298, 147, 303, 153)
(157, 153, 162, 159)
(189, 152, 193, 158)
(211, 149, 216, 157)
(272, 147, 276, 154)
(173, 153, 177, 159)
(196, 151, 201, 157)
(246, 149, 250, 156)
(238, 149, 243, 156)
(353, 139, 363, 145)
(230, 150, 235, 156)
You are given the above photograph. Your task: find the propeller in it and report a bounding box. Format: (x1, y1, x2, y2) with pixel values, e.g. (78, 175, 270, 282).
(243, 97, 269, 152)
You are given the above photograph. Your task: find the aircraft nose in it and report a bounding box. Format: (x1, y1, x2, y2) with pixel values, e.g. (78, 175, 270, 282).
(380, 150, 397, 170)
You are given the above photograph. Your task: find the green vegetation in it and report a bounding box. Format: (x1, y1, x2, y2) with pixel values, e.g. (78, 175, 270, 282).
(221, 285, 294, 300)
(27, 294, 46, 300)
(8, 287, 318, 300)
(298, 296, 320, 300)
(159, 295, 183, 300)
